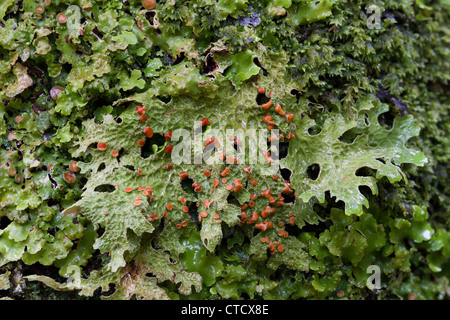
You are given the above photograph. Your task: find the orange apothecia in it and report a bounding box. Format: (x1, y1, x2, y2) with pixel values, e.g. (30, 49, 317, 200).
(274, 104, 286, 116)
(257, 87, 265, 94)
(97, 142, 107, 151)
(56, 12, 67, 23)
(247, 212, 258, 224)
(261, 101, 272, 110)
(35, 5, 45, 14)
(200, 118, 210, 126)
(135, 105, 146, 115)
(69, 160, 80, 172)
(50, 86, 64, 100)
(63, 171, 76, 184)
(203, 199, 211, 208)
(179, 171, 188, 180)
(220, 167, 230, 176)
(233, 179, 243, 192)
(137, 139, 145, 147)
(204, 137, 215, 146)
(179, 197, 187, 204)
(261, 188, 271, 198)
(192, 182, 202, 193)
(143, 127, 153, 138)
(164, 144, 173, 154)
(204, 169, 211, 177)
(286, 113, 295, 123)
(164, 131, 172, 141)
(142, 0, 156, 10)
(8, 168, 16, 177)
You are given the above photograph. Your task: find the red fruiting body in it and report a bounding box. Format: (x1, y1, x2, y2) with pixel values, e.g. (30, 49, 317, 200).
(144, 127, 153, 138)
(164, 144, 173, 154)
(97, 142, 107, 151)
(286, 113, 295, 123)
(220, 167, 230, 176)
(179, 171, 188, 180)
(138, 139, 145, 147)
(139, 114, 148, 122)
(50, 86, 64, 100)
(261, 101, 272, 110)
(204, 137, 215, 146)
(136, 105, 146, 115)
(261, 189, 271, 198)
(285, 133, 295, 139)
(262, 115, 273, 123)
(63, 171, 76, 184)
(255, 222, 272, 232)
(240, 212, 248, 222)
(56, 13, 67, 23)
(200, 118, 210, 126)
(164, 131, 172, 141)
(275, 104, 286, 116)
(35, 5, 45, 14)
(69, 160, 80, 172)
(260, 209, 270, 219)
(268, 134, 279, 143)
(112, 151, 119, 158)
(204, 169, 211, 177)
(247, 212, 258, 224)
(142, 0, 156, 10)
(257, 87, 265, 94)
(216, 151, 225, 161)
